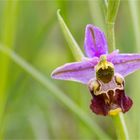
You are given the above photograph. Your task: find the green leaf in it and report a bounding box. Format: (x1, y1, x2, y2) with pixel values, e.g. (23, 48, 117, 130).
(57, 9, 84, 61)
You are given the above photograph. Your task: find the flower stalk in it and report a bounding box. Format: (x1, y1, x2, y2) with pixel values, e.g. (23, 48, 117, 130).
(113, 113, 129, 140)
(106, 0, 129, 140)
(107, 22, 115, 52)
(106, 0, 120, 52)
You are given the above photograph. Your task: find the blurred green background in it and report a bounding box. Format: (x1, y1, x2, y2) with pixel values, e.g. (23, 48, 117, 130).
(0, 0, 140, 139)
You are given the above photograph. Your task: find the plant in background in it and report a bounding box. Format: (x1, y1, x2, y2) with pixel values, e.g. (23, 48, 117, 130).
(51, 24, 140, 116)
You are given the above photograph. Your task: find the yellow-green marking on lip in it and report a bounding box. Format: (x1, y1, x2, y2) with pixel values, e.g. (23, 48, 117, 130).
(96, 55, 114, 83)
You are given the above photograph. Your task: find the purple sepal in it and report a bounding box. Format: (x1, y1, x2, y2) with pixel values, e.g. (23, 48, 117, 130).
(84, 24, 108, 58)
(90, 89, 133, 116)
(108, 53, 140, 77)
(51, 57, 99, 84)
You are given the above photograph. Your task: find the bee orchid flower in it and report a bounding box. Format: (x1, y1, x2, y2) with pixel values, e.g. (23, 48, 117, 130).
(51, 24, 140, 116)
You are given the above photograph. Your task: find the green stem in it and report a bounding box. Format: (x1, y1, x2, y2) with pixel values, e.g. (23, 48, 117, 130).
(107, 22, 115, 52)
(106, 0, 120, 51)
(112, 113, 129, 140)
(106, 1, 129, 140)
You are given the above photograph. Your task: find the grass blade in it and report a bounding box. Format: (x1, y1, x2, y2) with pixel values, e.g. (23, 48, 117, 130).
(57, 9, 84, 61)
(0, 0, 19, 138)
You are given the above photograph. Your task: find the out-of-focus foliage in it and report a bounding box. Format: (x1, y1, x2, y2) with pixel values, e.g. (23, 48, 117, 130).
(0, 0, 140, 139)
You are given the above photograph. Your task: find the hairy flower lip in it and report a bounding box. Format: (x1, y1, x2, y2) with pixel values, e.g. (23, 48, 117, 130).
(90, 89, 133, 116)
(88, 73, 124, 96)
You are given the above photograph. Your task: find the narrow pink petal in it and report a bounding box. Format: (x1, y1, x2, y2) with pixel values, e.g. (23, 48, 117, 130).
(84, 24, 108, 58)
(108, 53, 140, 77)
(51, 57, 99, 84)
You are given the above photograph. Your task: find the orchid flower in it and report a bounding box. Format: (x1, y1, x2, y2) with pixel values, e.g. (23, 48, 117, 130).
(51, 24, 140, 116)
